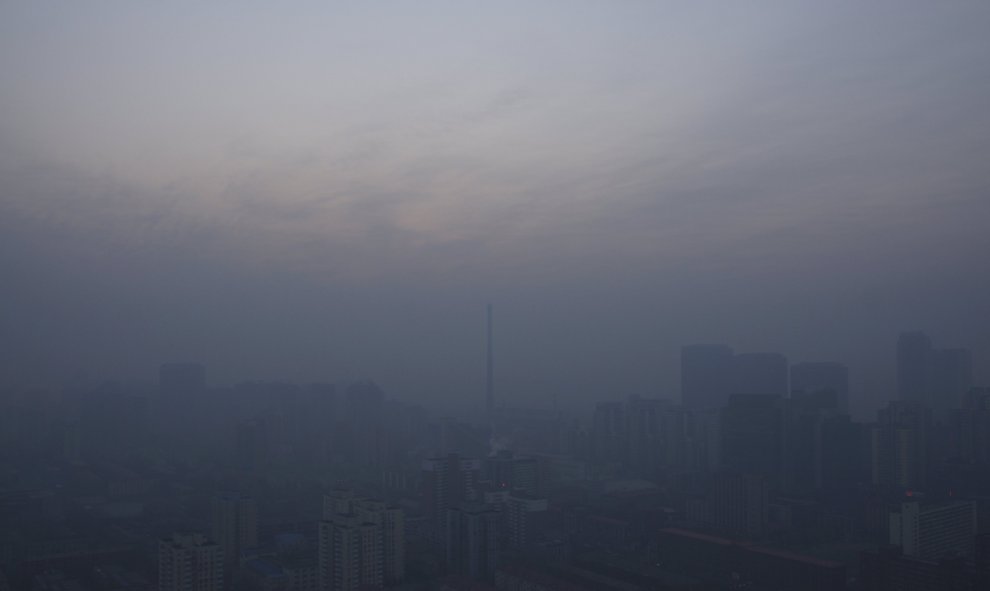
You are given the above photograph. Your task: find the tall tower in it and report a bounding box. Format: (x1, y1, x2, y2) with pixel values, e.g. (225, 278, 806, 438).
(486, 304, 494, 416)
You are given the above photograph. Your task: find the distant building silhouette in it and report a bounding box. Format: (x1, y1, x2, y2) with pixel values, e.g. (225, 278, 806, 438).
(897, 332, 972, 415)
(720, 393, 785, 482)
(873, 401, 932, 491)
(211, 492, 257, 582)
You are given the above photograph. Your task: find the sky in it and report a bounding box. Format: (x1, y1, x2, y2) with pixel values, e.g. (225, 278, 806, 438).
(2, 1, 989, 417)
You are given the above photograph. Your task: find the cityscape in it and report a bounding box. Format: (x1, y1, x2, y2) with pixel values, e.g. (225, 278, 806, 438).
(3, 2, 990, 590)
(1, 326, 988, 589)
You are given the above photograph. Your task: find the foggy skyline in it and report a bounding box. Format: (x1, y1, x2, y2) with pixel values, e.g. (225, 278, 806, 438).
(2, 1, 990, 416)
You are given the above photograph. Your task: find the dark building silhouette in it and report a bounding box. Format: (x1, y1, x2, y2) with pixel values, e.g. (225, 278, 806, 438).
(422, 454, 481, 541)
(929, 348, 973, 414)
(954, 387, 990, 465)
(446, 503, 499, 581)
(720, 393, 785, 482)
(873, 401, 932, 491)
(681, 344, 734, 409)
(897, 332, 972, 415)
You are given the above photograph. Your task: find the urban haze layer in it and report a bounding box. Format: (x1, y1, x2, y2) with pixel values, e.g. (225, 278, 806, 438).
(2, 2, 990, 591)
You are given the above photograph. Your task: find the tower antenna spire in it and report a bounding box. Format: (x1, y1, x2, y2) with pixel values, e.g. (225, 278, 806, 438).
(486, 304, 494, 417)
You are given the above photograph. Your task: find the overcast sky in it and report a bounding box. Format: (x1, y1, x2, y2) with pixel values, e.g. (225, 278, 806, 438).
(2, 1, 989, 417)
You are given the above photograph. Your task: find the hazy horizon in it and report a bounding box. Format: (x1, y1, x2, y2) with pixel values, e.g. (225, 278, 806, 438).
(3, 1, 990, 418)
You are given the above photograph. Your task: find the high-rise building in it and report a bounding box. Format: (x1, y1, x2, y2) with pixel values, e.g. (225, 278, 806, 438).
(505, 494, 548, 550)
(872, 401, 932, 491)
(681, 344, 734, 409)
(790, 361, 849, 412)
(890, 501, 977, 561)
(319, 512, 381, 591)
(446, 503, 499, 581)
(211, 492, 258, 578)
(819, 414, 870, 490)
(732, 353, 789, 398)
(682, 407, 720, 473)
(353, 499, 405, 586)
(422, 455, 481, 541)
(896, 332, 972, 415)
(955, 387, 990, 465)
(318, 490, 404, 590)
(929, 348, 973, 413)
(720, 394, 785, 482)
(712, 472, 768, 539)
(158, 532, 224, 591)
(484, 450, 538, 495)
(624, 395, 671, 476)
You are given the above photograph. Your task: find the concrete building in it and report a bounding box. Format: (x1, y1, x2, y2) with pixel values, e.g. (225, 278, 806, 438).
(890, 501, 977, 561)
(318, 490, 404, 590)
(422, 454, 481, 540)
(158, 532, 224, 591)
(212, 492, 258, 578)
(446, 503, 499, 581)
(505, 494, 548, 550)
